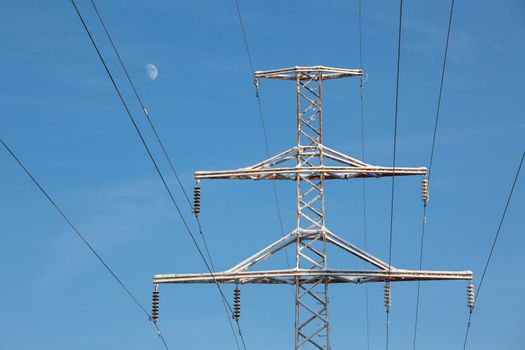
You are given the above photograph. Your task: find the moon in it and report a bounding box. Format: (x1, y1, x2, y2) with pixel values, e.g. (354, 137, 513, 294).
(146, 64, 158, 80)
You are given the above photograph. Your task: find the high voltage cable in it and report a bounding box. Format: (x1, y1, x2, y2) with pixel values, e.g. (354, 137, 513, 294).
(233, 0, 290, 269)
(69, 1, 248, 348)
(386, 1, 404, 349)
(87, 1, 242, 348)
(234, 0, 255, 76)
(412, 1, 456, 349)
(357, 1, 370, 349)
(472, 156, 524, 315)
(0, 137, 169, 350)
(462, 151, 524, 350)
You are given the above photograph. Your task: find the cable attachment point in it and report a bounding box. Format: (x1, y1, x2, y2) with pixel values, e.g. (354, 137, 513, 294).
(193, 181, 201, 217)
(152, 284, 159, 324)
(233, 285, 241, 321)
(254, 78, 259, 97)
(467, 281, 475, 313)
(422, 177, 429, 207)
(384, 283, 391, 313)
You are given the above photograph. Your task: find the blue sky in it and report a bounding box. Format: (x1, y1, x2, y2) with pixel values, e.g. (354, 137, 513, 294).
(0, 0, 524, 349)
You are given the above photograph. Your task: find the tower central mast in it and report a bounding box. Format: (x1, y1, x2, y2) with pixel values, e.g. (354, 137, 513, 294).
(294, 68, 329, 349)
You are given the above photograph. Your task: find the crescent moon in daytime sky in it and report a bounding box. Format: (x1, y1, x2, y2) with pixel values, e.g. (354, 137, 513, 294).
(146, 64, 158, 80)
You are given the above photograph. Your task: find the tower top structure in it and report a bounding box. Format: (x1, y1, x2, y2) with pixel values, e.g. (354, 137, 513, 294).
(255, 65, 362, 80)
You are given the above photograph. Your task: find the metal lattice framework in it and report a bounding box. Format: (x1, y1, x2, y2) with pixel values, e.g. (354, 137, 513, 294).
(153, 66, 473, 350)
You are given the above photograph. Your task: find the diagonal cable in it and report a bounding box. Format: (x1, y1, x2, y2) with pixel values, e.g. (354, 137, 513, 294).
(69, 1, 247, 348)
(463, 151, 524, 350)
(0, 137, 169, 350)
(387, 1, 404, 349)
(412, 1, 456, 349)
(88, 1, 242, 347)
(357, 1, 370, 349)
(233, 0, 290, 269)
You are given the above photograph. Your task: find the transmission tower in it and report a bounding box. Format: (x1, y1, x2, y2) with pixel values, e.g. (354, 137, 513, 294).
(153, 66, 473, 350)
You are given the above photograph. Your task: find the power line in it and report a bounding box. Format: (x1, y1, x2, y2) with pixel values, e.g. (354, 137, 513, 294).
(233, 0, 290, 269)
(0, 137, 169, 350)
(87, 1, 242, 348)
(463, 151, 524, 350)
(386, 0, 404, 349)
(357, 0, 370, 349)
(69, 1, 247, 348)
(234, 0, 255, 75)
(412, 1, 456, 349)
(230, 4, 296, 333)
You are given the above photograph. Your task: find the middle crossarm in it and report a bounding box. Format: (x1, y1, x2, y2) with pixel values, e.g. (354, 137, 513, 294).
(195, 166, 427, 180)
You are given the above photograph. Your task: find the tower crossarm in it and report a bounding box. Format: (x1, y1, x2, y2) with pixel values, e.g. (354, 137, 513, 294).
(195, 165, 427, 180)
(195, 145, 427, 181)
(153, 268, 473, 285)
(254, 66, 363, 81)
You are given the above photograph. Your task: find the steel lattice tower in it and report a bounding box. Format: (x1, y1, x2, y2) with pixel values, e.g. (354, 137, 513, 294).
(153, 66, 473, 350)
